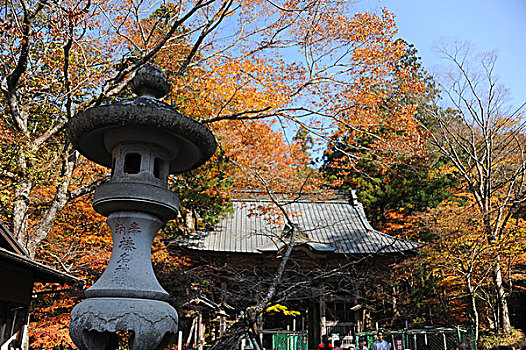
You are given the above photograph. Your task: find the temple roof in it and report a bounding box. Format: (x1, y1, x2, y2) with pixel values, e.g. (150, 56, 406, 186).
(176, 198, 418, 255)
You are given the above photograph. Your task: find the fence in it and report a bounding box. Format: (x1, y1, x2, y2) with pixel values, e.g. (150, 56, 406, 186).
(271, 331, 308, 350)
(356, 327, 476, 350)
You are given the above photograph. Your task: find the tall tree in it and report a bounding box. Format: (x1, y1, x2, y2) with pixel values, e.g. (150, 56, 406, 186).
(322, 41, 454, 233)
(426, 41, 526, 333)
(0, 2, 437, 346)
(409, 194, 526, 339)
(0, 0, 239, 256)
(0, 0, 431, 259)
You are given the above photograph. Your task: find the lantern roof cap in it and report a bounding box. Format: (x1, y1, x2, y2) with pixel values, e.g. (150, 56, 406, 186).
(66, 65, 216, 173)
(129, 64, 171, 99)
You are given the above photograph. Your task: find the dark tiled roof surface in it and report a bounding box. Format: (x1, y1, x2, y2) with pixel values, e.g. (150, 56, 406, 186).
(178, 199, 418, 255)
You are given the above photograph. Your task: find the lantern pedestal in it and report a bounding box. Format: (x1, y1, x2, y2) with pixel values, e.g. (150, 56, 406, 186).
(70, 298, 178, 350)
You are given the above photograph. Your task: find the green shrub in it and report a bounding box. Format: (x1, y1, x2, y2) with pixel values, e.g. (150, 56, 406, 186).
(479, 328, 525, 349)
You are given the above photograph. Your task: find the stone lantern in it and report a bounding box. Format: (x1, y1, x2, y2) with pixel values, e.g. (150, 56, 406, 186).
(67, 65, 216, 349)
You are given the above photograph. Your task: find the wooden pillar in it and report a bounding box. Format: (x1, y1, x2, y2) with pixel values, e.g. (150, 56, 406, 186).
(308, 301, 319, 349)
(320, 295, 326, 337)
(21, 324, 29, 350)
(353, 283, 362, 333)
(257, 314, 264, 346)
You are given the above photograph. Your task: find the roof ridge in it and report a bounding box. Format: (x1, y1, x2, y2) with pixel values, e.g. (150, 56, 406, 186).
(232, 198, 351, 204)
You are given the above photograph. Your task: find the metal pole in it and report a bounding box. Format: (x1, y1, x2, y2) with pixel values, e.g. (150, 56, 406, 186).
(443, 332, 447, 350)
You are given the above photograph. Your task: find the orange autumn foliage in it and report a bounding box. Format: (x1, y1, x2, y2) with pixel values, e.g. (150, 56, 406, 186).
(216, 120, 320, 193)
(406, 194, 526, 329)
(2, 0, 433, 347)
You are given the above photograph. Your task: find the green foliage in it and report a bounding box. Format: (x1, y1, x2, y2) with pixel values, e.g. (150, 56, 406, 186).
(350, 155, 455, 233)
(393, 41, 441, 124)
(169, 145, 234, 233)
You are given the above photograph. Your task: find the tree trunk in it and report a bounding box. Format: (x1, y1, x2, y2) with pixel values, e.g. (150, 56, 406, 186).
(486, 213, 512, 333)
(13, 180, 32, 250)
(495, 257, 512, 332)
(12, 151, 77, 257)
(25, 152, 77, 256)
(467, 282, 479, 341)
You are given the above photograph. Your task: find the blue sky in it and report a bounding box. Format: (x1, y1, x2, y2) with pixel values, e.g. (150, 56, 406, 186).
(356, 0, 526, 109)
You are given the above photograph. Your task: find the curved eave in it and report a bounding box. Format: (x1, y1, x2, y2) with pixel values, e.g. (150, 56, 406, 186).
(0, 247, 83, 285)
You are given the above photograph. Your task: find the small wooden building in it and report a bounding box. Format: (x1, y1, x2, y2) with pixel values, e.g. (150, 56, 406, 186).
(173, 196, 417, 349)
(0, 222, 80, 349)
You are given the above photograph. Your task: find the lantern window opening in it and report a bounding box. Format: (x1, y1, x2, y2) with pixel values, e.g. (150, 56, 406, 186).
(124, 153, 141, 174)
(153, 157, 164, 179)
